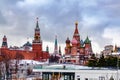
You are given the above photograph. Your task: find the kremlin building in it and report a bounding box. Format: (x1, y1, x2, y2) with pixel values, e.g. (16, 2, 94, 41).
(0, 18, 49, 62)
(0, 18, 93, 65)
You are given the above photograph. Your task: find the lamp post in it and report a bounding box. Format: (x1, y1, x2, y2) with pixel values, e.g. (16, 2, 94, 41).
(117, 52, 119, 80)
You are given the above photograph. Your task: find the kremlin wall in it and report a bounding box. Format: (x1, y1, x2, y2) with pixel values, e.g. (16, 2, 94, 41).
(0, 18, 93, 65)
(0, 18, 49, 62)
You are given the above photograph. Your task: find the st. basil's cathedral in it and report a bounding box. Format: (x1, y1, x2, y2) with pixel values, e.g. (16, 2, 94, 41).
(59, 22, 93, 65)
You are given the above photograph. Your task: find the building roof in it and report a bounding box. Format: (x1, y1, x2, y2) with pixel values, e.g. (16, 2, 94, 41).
(84, 36, 91, 44)
(23, 41, 32, 47)
(33, 64, 110, 70)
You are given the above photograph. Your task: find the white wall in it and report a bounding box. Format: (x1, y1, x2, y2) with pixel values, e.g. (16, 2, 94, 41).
(75, 70, 118, 80)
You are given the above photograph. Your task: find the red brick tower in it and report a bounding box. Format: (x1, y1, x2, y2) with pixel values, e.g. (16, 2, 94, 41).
(1, 35, 8, 48)
(1, 35, 8, 56)
(32, 18, 42, 59)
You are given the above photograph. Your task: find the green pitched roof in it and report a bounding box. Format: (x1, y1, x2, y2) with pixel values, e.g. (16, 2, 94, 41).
(84, 36, 91, 44)
(46, 46, 49, 52)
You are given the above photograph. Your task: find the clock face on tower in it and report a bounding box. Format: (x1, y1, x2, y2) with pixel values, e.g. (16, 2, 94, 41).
(35, 36, 39, 40)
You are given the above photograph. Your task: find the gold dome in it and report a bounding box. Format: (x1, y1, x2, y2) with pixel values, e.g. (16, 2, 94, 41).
(75, 21, 78, 25)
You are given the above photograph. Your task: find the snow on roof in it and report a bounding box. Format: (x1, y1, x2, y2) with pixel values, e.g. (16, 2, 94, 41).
(19, 60, 49, 65)
(33, 63, 110, 70)
(10, 59, 48, 65)
(111, 52, 120, 55)
(45, 64, 92, 70)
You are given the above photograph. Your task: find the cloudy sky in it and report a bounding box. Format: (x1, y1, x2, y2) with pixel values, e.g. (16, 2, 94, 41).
(0, 0, 120, 53)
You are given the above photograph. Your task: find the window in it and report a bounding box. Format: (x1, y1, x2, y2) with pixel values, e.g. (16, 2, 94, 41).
(85, 78, 88, 80)
(99, 76, 105, 80)
(77, 78, 80, 80)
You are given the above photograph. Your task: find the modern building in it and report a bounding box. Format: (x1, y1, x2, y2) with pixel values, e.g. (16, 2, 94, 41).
(33, 64, 119, 80)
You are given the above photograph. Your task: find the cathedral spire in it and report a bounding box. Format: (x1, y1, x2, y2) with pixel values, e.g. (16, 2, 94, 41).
(73, 21, 80, 48)
(74, 21, 79, 35)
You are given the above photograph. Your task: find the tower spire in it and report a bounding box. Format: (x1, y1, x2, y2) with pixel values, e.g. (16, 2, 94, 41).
(36, 17, 39, 29)
(114, 44, 118, 52)
(2, 35, 8, 48)
(54, 35, 58, 54)
(33, 17, 41, 43)
(59, 46, 61, 54)
(32, 17, 42, 54)
(46, 45, 49, 53)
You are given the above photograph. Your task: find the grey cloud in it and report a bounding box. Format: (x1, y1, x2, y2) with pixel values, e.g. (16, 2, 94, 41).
(0, 11, 6, 25)
(0, 0, 120, 53)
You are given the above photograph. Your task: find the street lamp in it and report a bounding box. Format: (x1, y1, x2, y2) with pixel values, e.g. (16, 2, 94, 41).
(117, 52, 119, 80)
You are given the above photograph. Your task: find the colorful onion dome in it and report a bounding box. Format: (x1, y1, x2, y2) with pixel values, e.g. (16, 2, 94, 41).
(71, 38, 77, 44)
(84, 36, 91, 44)
(66, 37, 70, 43)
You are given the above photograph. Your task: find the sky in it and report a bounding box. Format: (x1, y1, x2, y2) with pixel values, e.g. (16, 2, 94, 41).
(0, 0, 120, 54)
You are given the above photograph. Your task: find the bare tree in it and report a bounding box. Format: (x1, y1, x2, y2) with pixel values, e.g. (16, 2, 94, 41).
(0, 51, 13, 80)
(14, 52, 24, 79)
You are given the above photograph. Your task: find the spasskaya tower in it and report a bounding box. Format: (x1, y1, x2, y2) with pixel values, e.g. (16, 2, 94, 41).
(32, 18, 42, 58)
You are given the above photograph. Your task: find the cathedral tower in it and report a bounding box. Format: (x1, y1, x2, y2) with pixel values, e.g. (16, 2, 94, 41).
(84, 36, 93, 55)
(65, 37, 71, 54)
(73, 21, 80, 48)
